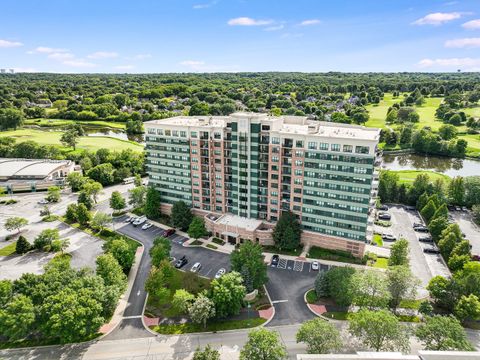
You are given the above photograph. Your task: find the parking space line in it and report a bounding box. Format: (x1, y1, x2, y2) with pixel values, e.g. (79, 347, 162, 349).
(204, 269, 212, 277)
(271, 300, 288, 304)
(293, 261, 303, 272)
(277, 258, 287, 269)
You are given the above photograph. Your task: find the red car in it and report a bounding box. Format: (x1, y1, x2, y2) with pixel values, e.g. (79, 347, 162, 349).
(164, 228, 176, 237)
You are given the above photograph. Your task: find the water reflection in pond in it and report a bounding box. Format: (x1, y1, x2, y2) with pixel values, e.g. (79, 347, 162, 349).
(382, 153, 480, 178)
(83, 127, 144, 144)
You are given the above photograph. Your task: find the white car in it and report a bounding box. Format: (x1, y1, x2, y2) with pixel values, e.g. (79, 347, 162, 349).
(191, 262, 202, 273)
(133, 216, 147, 227)
(311, 261, 319, 271)
(125, 216, 133, 223)
(215, 268, 226, 279)
(38, 199, 49, 204)
(142, 222, 152, 230)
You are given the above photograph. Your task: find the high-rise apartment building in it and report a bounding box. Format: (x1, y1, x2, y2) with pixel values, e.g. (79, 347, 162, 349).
(145, 113, 380, 257)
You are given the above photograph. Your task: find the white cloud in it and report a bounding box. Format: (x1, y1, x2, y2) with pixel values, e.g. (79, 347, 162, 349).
(264, 25, 284, 31)
(463, 19, 480, 30)
(445, 38, 480, 48)
(0, 39, 23, 48)
(413, 12, 462, 25)
(63, 59, 97, 68)
(193, 1, 218, 9)
(87, 51, 118, 59)
(13, 67, 36, 73)
(299, 19, 321, 26)
(33, 46, 68, 54)
(48, 52, 75, 60)
(227, 17, 273, 26)
(133, 53, 152, 60)
(418, 57, 480, 68)
(115, 65, 135, 70)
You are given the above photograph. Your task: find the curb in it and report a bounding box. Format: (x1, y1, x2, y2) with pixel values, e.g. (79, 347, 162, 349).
(303, 288, 341, 323)
(260, 284, 276, 327)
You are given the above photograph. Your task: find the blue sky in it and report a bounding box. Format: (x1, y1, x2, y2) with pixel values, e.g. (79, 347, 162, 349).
(1, 0, 480, 73)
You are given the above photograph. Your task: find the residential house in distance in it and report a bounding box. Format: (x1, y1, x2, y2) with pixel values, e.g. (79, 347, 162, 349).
(144, 112, 380, 257)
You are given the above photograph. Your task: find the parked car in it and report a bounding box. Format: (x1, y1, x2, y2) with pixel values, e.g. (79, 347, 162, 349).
(191, 262, 202, 273)
(413, 222, 424, 228)
(378, 212, 391, 221)
(129, 216, 138, 223)
(142, 222, 152, 230)
(423, 245, 440, 254)
(414, 226, 429, 233)
(455, 206, 461, 211)
(133, 216, 147, 227)
(382, 234, 396, 242)
(447, 205, 455, 211)
(379, 205, 389, 211)
(472, 254, 480, 262)
(271, 254, 280, 266)
(215, 268, 226, 279)
(405, 206, 416, 211)
(125, 216, 133, 223)
(462, 206, 468, 212)
(164, 228, 176, 237)
(175, 256, 188, 269)
(419, 236, 434, 243)
(38, 199, 49, 204)
(311, 261, 319, 271)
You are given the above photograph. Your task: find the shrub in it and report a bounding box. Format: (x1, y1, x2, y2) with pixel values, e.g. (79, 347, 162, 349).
(15, 236, 31, 254)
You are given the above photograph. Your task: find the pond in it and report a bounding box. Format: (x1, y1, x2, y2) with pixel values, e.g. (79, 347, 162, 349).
(381, 153, 480, 178)
(83, 127, 144, 144)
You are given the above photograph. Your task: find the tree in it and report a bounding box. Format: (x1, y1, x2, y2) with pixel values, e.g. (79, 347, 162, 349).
(0, 295, 35, 341)
(60, 129, 80, 150)
(109, 191, 126, 212)
(150, 236, 171, 267)
(448, 254, 471, 272)
(439, 124, 458, 140)
(51, 238, 70, 253)
(66, 172, 88, 192)
(323, 267, 356, 307)
(421, 200, 437, 224)
(65, 203, 78, 223)
(172, 289, 195, 315)
(128, 186, 147, 209)
(272, 211, 302, 250)
(188, 294, 215, 328)
(431, 203, 448, 222)
(87, 163, 115, 186)
(4, 216, 28, 234)
(188, 217, 206, 240)
(33, 228, 60, 250)
(76, 203, 91, 226)
(448, 176, 465, 205)
(455, 294, 480, 323)
(108, 239, 135, 272)
(171, 201, 193, 231)
(15, 235, 31, 254)
(96, 254, 127, 290)
(473, 204, 480, 225)
(91, 212, 112, 232)
(210, 271, 246, 318)
(378, 171, 400, 203)
(296, 318, 342, 354)
(351, 270, 390, 309)
(438, 232, 460, 261)
(427, 276, 458, 311)
(388, 238, 409, 266)
(348, 309, 410, 352)
(46, 186, 61, 203)
(240, 328, 288, 360)
(144, 186, 161, 219)
(387, 265, 419, 311)
(230, 241, 267, 292)
(416, 315, 474, 351)
(193, 345, 220, 360)
(428, 216, 448, 242)
(0, 280, 12, 307)
(82, 180, 103, 203)
(77, 191, 93, 210)
(314, 271, 329, 298)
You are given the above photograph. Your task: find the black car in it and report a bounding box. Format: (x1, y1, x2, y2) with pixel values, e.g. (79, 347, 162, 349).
(405, 206, 416, 211)
(413, 222, 423, 228)
(175, 256, 188, 268)
(414, 226, 429, 233)
(271, 254, 280, 266)
(423, 246, 440, 254)
(378, 213, 391, 221)
(419, 236, 433, 243)
(379, 205, 389, 211)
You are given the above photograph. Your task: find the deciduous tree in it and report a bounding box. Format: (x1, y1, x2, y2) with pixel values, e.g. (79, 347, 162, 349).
(416, 315, 474, 351)
(230, 241, 267, 291)
(240, 328, 287, 360)
(296, 318, 342, 354)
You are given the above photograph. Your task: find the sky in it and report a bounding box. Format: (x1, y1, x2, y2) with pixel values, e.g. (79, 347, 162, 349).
(1, 0, 480, 73)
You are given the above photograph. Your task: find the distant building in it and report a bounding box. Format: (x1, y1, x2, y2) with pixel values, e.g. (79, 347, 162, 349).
(0, 158, 76, 193)
(145, 112, 380, 257)
(0, 69, 5, 74)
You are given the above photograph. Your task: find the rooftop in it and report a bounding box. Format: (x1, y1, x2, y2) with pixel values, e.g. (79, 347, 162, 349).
(145, 112, 380, 142)
(213, 213, 263, 232)
(0, 158, 73, 179)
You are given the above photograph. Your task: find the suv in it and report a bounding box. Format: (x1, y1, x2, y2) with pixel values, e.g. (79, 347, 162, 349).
(271, 254, 280, 266)
(414, 226, 429, 233)
(382, 234, 396, 242)
(175, 256, 188, 268)
(419, 236, 433, 243)
(133, 216, 147, 227)
(378, 212, 391, 221)
(423, 245, 440, 254)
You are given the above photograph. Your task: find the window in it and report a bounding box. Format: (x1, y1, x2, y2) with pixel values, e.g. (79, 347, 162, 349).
(331, 144, 341, 152)
(355, 146, 370, 154)
(180, 131, 187, 137)
(156, 129, 163, 135)
(272, 137, 280, 144)
(295, 160, 303, 166)
(164, 129, 171, 136)
(308, 141, 317, 150)
(214, 132, 221, 139)
(319, 142, 329, 151)
(272, 156, 279, 162)
(294, 169, 303, 176)
(172, 130, 179, 137)
(343, 145, 353, 153)
(295, 151, 304, 157)
(262, 125, 270, 131)
(296, 140, 304, 148)
(191, 131, 197, 138)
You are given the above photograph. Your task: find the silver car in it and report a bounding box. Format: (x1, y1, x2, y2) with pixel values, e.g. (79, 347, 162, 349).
(191, 262, 202, 273)
(215, 268, 226, 279)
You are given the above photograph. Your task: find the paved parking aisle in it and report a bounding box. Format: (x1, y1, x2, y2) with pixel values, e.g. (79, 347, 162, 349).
(451, 211, 480, 256)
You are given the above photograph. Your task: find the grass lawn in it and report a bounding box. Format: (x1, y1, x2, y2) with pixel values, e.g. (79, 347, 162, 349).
(307, 246, 366, 265)
(371, 257, 389, 269)
(365, 93, 404, 129)
(399, 298, 423, 310)
(392, 170, 451, 185)
(0, 128, 143, 152)
(458, 133, 480, 158)
(151, 317, 266, 334)
(463, 106, 480, 118)
(415, 97, 444, 131)
(146, 269, 211, 318)
(24, 118, 126, 129)
(0, 241, 17, 256)
(306, 289, 318, 304)
(372, 234, 383, 247)
(262, 245, 303, 257)
(323, 311, 350, 320)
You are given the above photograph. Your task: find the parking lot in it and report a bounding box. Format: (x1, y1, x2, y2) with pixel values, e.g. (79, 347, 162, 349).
(451, 210, 480, 256)
(379, 205, 450, 297)
(115, 217, 231, 279)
